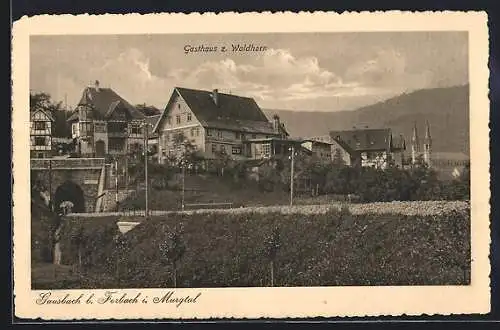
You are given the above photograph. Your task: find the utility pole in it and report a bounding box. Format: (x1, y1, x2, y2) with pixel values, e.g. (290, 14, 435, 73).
(290, 144, 295, 207)
(181, 162, 185, 211)
(144, 122, 149, 220)
(115, 158, 118, 211)
(48, 159, 53, 211)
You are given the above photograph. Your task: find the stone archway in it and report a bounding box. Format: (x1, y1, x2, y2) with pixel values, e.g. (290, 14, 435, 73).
(54, 181, 85, 214)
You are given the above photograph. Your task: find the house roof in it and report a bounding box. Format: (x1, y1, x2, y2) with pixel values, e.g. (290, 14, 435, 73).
(154, 87, 281, 135)
(330, 128, 404, 152)
(30, 108, 55, 122)
(144, 114, 161, 136)
(68, 87, 144, 122)
(301, 139, 333, 146)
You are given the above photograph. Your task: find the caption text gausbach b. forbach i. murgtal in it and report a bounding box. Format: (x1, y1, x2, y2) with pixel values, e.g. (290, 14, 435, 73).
(35, 291, 202, 308)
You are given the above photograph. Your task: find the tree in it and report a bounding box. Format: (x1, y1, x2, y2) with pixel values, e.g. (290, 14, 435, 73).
(173, 132, 200, 170)
(159, 225, 186, 288)
(263, 225, 281, 286)
(113, 233, 131, 284)
(332, 148, 346, 166)
(213, 149, 232, 176)
(70, 226, 85, 274)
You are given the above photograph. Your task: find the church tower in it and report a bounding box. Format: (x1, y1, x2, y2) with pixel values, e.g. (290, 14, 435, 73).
(411, 121, 420, 164)
(423, 120, 432, 167)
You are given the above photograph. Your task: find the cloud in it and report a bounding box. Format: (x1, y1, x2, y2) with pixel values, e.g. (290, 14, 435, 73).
(166, 48, 359, 103)
(68, 47, 421, 109)
(345, 49, 435, 93)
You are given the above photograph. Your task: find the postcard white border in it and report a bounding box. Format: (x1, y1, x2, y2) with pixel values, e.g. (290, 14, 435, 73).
(12, 11, 490, 319)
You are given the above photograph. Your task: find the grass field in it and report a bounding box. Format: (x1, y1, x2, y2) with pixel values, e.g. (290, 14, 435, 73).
(32, 201, 470, 289)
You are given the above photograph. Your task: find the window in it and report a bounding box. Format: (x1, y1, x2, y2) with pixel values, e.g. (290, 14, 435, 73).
(241, 133, 246, 140)
(178, 104, 181, 109)
(107, 122, 127, 133)
(34, 121, 46, 130)
(252, 134, 257, 139)
(34, 137, 45, 146)
(212, 143, 217, 154)
(217, 130, 223, 138)
(130, 124, 141, 135)
(176, 115, 181, 124)
(109, 138, 125, 151)
(190, 128, 195, 137)
(232, 146, 241, 155)
(195, 127, 200, 137)
(167, 116, 172, 125)
(262, 143, 271, 158)
(207, 129, 212, 137)
(79, 122, 94, 135)
(94, 122, 106, 133)
(235, 132, 241, 139)
(187, 113, 192, 121)
(220, 145, 226, 154)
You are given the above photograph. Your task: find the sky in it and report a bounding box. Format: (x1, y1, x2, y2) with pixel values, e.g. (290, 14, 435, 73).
(30, 32, 468, 112)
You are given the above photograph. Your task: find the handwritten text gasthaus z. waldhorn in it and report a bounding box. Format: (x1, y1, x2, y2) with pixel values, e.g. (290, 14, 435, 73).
(184, 43, 268, 54)
(35, 291, 202, 308)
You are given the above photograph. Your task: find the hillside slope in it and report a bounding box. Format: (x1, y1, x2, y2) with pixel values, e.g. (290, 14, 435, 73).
(264, 85, 469, 153)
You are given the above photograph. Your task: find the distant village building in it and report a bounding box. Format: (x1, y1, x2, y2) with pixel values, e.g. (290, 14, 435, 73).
(153, 87, 289, 164)
(30, 107, 55, 158)
(308, 135, 353, 165)
(300, 139, 334, 163)
(67, 80, 146, 158)
(318, 128, 407, 169)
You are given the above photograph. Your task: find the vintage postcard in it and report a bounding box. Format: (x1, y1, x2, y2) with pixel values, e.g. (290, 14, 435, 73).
(12, 11, 490, 320)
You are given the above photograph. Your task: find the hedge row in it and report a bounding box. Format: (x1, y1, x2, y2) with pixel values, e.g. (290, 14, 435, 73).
(50, 204, 471, 289)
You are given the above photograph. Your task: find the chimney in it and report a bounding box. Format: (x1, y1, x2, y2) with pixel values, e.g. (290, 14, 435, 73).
(211, 89, 219, 106)
(272, 114, 281, 132)
(95, 80, 100, 92)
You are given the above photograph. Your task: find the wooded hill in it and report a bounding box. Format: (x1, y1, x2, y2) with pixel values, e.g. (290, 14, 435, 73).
(264, 85, 470, 153)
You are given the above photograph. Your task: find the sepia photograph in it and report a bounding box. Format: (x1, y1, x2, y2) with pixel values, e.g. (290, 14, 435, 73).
(13, 12, 490, 319)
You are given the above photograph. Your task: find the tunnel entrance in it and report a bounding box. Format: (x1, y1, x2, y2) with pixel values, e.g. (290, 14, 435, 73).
(54, 181, 85, 214)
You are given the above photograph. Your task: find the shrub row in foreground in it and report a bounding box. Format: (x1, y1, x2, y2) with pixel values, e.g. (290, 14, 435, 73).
(46, 205, 471, 289)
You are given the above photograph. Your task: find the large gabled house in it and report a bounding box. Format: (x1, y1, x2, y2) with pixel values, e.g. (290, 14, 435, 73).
(30, 108, 55, 158)
(153, 87, 289, 164)
(67, 81, 145, 158)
